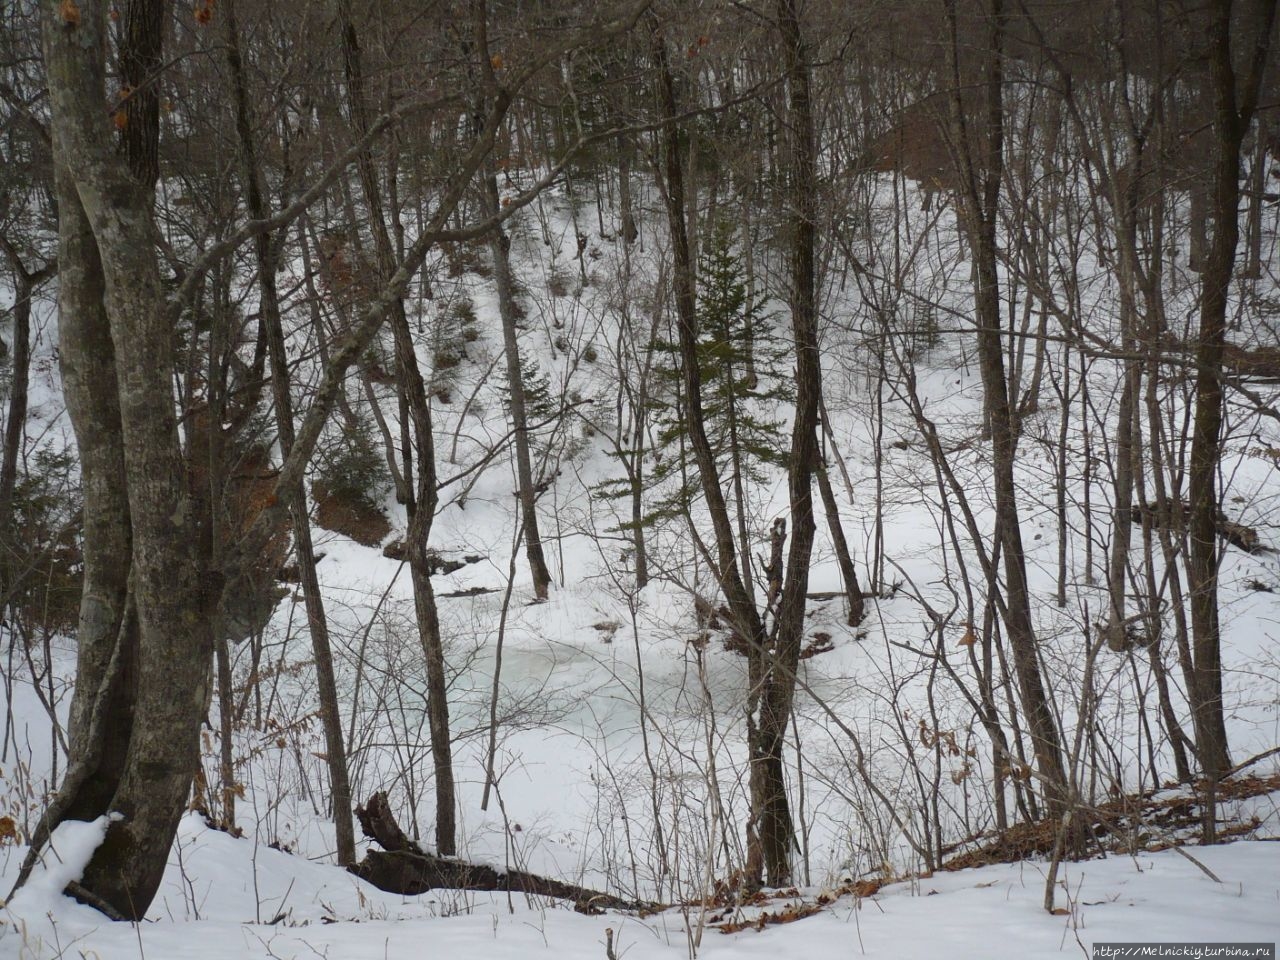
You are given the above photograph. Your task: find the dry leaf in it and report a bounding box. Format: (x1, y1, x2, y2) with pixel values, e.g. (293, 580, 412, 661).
(958, 625, 976, 647)
(60, 0, 81, 26)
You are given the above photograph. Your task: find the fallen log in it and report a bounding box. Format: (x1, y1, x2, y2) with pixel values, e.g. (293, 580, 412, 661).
(350, 792, 653, 914)
(439, 585, 499, 598)
(380, 543, 487, 575)
(1130, 500, 1270, 555)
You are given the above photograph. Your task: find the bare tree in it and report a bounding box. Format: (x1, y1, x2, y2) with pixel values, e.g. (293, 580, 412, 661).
(941, 0, 1068, 809)
(335, 0, 457, 854)
(37, 0, 212, 917)
(480, 160, 555, 601)
(24, 0, 655, 917)
(1185, 0, 1275, 809)
(224, 0, 357, 864)
(742, 0, 823, 888)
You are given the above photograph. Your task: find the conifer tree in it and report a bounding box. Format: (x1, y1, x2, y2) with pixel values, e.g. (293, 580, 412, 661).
(649, 222, 791, 587)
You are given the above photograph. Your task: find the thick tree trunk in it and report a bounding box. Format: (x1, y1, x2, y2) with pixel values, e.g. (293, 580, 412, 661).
(40, 0, 212, 918)
(53, 168, 135, 815)
(25, 165, 136, 839)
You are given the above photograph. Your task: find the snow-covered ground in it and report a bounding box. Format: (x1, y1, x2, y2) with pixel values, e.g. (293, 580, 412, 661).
(2, 155, 1280, 958)
(3, 810, 1278, 959)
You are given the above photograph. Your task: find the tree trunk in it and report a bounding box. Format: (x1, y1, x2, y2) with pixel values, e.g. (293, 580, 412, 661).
(481, 166, 553, 601)
(943, 0, 1068, 810)
(1104, 201, 1144, 653)
(1186, 0, 1275, 792)
(0, 252, 53, 615)
(744, 0, 823, 888)
(31, 163, 137, 835)
(41, 0, 212, 918)
(226, 0, 357, 865)
(618, 138, 638, 245)
(353, 792, 649, 910)
(651, 24, 765, 650)
(0, 270, 32, 533)
(338, 0, 456, 854)
(1242, 119, 1266, 281)
(816, 459, 865, 628)
(652, 20, 784, 883)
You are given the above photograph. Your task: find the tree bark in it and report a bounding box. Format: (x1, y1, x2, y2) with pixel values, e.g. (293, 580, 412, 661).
(943, 0, 1068, 809)
(481, 165, 553, 601)
(339, 0, 456, 854)
(26, 163, 137, 841)
(42, 0, 212, 918)
(740, 0, 824, 888)
(226, 0, 357, 866)
(1186, 0, 1275, 791)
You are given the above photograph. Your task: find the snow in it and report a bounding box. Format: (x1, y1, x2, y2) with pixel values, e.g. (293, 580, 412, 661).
(6, 817, 111, 917)
(2, 814, 1277, 958)
(1, 128, 1280, 958)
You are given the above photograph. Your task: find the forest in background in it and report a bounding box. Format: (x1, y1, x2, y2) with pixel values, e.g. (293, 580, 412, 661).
(0, 0, 1279, 936)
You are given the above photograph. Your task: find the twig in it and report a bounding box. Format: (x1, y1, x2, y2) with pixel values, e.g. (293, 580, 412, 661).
(482, 519, 523, 811)
(1170, 844, 1223, 884)
(1224, 745, 1280, 779)
(65, 881, 129, 921)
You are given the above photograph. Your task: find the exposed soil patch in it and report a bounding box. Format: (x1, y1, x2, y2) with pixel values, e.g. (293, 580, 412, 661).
(312, 481, 391, 547)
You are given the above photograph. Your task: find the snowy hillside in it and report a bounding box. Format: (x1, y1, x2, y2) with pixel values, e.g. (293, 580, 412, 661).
(4, 0, 1280, 956)
(4, 168, 1280, 955)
